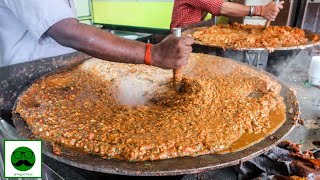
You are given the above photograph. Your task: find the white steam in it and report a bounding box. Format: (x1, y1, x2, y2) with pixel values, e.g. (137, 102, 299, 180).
(117, 76, 153, 106)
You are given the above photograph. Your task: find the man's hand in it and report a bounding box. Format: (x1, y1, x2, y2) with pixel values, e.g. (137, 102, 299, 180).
(151, 35, 194, 69)
(261, 1, 284, 21)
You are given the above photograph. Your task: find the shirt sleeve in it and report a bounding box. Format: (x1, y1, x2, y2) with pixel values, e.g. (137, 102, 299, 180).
(187, 0, 224, 16)
(3, 0, 76, 42)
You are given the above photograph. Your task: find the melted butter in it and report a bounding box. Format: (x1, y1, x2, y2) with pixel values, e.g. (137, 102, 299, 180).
(217, 107, 286, 154)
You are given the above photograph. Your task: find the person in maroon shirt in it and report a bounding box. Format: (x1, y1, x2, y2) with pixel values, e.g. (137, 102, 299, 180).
(170, 0, 284, 29)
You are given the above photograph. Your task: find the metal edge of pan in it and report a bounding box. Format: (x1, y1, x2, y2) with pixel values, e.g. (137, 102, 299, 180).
(12, 54, 300, 176)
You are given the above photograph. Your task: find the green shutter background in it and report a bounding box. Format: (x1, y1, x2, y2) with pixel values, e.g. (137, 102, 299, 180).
(92, 0, 174, 30)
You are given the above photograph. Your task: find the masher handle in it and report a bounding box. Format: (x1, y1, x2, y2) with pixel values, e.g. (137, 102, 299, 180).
(263, 0, 280, 30)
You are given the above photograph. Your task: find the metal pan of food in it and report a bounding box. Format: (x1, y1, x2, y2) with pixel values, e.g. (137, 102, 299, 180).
(12, 53, 300, 176)
(182, 24, 320, 51)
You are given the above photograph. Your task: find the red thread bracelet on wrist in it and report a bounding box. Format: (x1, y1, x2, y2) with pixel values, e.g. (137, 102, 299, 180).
(145, 43, 152, 65)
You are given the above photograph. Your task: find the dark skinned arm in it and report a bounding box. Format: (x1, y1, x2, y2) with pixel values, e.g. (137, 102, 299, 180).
(47, 18, 194, 69)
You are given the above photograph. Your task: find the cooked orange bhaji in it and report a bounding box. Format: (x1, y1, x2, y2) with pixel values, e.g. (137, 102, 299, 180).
(192, 23, 319, 49)
(16, 54, 286, 161)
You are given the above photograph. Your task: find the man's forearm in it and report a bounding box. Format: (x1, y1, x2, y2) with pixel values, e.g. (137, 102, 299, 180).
(220, 2, 250, 17)
(47, 18, 146, 64)
(47, 18, 194, 69)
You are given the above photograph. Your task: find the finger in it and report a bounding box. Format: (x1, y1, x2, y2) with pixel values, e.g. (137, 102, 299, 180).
(185, 54, 191, 62)
(278, 4, 284, 9)
(270, 14, 276, 20)
(275, 8, 280, 13)
(183, 36, 195, 46)
(182, 33, 193, 41)
(279, 1, 285, 5)
(183, 50, 192, 60)
(185, 46, 193, 54)
(267, 16, 275, 21)
(273, 12, 278, 16)
(182, 34, 192, 38)
(175, 61, 183, 69)
(179, 58, 189, 67)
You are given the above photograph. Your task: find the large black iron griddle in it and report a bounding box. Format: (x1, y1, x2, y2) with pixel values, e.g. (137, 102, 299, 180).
(12, 54, 300, 176)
